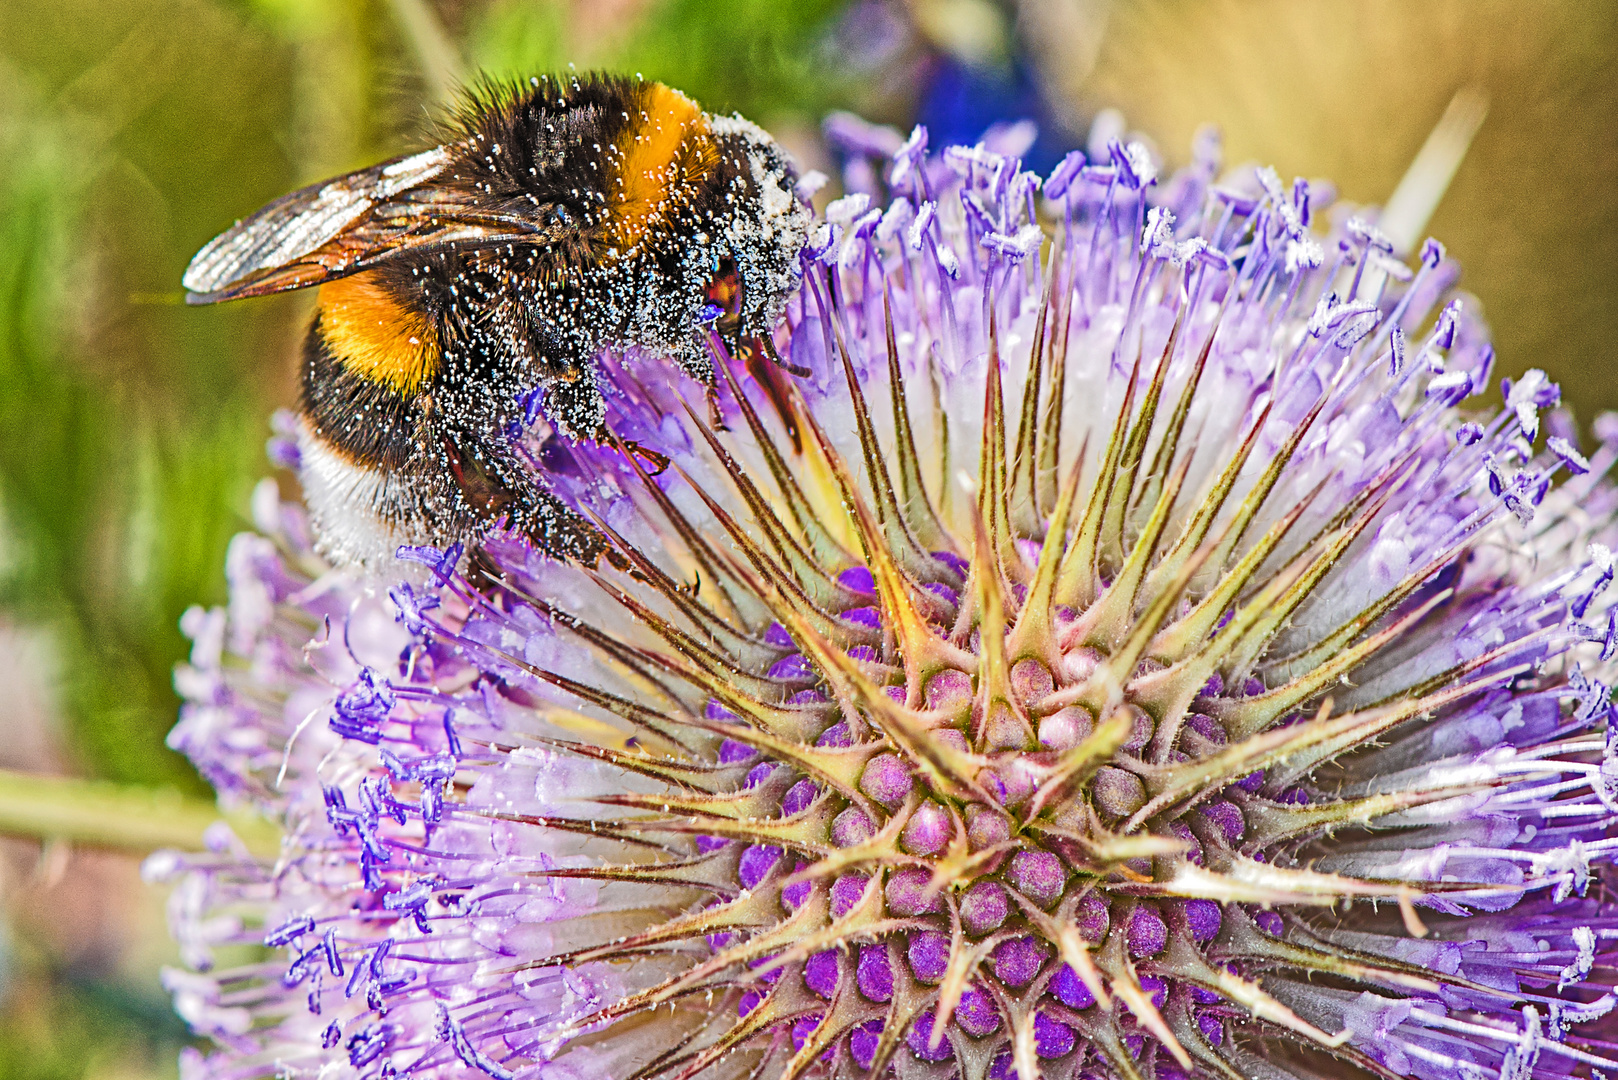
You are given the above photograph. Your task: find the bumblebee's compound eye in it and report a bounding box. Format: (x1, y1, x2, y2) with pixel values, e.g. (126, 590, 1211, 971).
(704, 255, 741, 332)
(702, 252, 809, 379)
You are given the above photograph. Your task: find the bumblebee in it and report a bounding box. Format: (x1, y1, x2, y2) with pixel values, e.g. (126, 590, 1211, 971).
(185, 73, 810, 569)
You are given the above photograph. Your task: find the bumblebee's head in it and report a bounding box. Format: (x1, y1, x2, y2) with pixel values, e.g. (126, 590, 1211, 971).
(699, 116, 811, 339)
(623, 113, 808, 378)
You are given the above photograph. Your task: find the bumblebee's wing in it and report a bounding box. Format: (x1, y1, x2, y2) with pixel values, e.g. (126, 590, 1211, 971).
(183, 146, 555, 304)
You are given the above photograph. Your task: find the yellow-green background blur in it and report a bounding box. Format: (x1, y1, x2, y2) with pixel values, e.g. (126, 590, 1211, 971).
(0, 1, 1611, 1076)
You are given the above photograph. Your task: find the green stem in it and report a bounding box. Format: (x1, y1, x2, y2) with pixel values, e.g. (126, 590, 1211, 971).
(0, 768, 279, 857)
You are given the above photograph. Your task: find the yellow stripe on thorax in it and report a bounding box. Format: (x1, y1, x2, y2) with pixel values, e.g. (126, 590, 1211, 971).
(607, 83, 715, 251)
(317, 273, 438, 394)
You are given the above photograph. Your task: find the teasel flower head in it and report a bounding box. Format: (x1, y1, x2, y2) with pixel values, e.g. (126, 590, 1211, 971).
(151, 120, 1618, 1080)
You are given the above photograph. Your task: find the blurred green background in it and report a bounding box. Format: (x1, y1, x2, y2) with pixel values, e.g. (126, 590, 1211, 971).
(0, 0, 1611, 1076)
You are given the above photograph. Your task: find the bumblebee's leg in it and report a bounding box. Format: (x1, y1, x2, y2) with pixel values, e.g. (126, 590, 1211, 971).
(465, 525, 632, 611)
(729, 267, 808, 376)
(756, 330, 811, 377)
(464, 544, 513, 606)
(706, 382, 729, 431)
(515, 486, 611, 564)
(440, 429, 610, 566)
(606, 433, 671, 477)
(439, 432, 515, 520)
(741, 339, 804, 454)
(537, 370, 606, 439)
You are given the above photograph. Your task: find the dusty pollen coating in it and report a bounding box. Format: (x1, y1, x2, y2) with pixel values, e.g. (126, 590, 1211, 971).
(184, 74, 810, 569)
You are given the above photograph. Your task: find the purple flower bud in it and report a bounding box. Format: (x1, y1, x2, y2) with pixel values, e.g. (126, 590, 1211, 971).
(830, 873, 868, 917)
(832, 806, 877, 848)
(885, 867, 942, 917)
(955, 987, 1001, 1036)
(1200, 800, 1246, 844)
(900, 801, 950, 855)
(1185, 899, 1222, 942)
(804, 950, 839, 998)
(1034, 1013, 1076, 1058)
(1128, 906, 1168, 957)
(738, 845, 782, 890)
(907, 1012, 954, 1062)
(960, 881, 1009, 936)
(1006, 850, 1065, 907)
(907, 931, 950, 982)
(857, 944, 893, 1002)
(1050, 964, 1096, 1010)
(859, 753, 913, 807)
(992, 936, 1050, 988)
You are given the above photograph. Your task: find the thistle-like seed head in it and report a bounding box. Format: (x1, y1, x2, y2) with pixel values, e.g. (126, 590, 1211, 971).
(155, 123, 1618, 1080)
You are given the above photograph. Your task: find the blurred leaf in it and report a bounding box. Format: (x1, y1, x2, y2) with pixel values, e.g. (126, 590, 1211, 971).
(244, 0, 350, 36)
(0, 3, 298, 790)
(617, 0, 850, 120)
(465, 0, 570, 81)
(466, 0, 851, 123)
